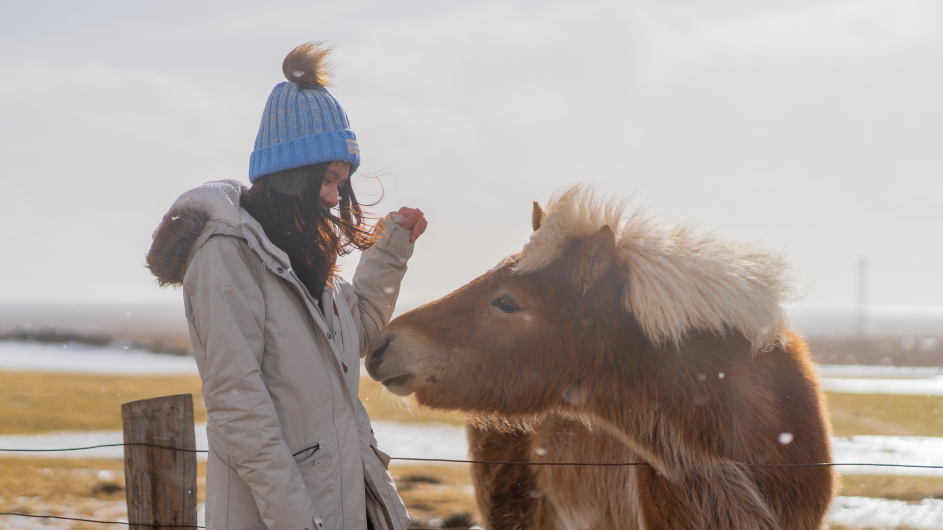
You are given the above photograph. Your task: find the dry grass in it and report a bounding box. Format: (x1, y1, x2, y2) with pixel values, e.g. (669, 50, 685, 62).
(838, 474, 943, 501)
(0, 371, 462, 436)
(827, 393, 943, 438)
(0, 457, 206, 503)
(0, 371, 205, 435)
(0, 456, 204, 530)
(388, 463, 480, 527)
(0, 457, 472, 528)
(3, 370, 939, 438)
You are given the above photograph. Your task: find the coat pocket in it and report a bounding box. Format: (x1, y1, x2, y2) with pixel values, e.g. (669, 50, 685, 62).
(298, 442, 338, 530)
(292, 442, 329, 471)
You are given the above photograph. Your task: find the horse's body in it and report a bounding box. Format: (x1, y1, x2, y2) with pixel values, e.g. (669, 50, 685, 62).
(367, 187, 834, 529)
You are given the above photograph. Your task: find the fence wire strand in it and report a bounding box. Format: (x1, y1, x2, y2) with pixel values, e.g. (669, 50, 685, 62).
(1, 444, 941, 469)
(2, 442, 942, 528)
(0, 442, 207, 453)
(0, 512, 203, 528)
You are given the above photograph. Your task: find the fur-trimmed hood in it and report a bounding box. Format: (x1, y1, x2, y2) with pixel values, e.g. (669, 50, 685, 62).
(146, 180, 247, 287)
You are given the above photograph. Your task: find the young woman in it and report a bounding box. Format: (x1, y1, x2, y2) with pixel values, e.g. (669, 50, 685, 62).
(146, 43, 423, 530)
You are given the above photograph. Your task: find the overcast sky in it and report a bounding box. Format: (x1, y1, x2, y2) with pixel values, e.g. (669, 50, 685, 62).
(1, 0, 941, 312)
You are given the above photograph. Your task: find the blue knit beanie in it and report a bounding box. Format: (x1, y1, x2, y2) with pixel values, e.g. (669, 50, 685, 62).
(249, 43, 360, 183)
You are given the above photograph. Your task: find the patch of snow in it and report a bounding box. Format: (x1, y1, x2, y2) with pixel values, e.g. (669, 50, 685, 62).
(4, 423, 943, 480)
(820, 376, 943, 396)
(0, 424, 209, 460)
(816, 365, 943, 379)
(828, 496, 943, 529)
(371, 421, 468, 461)
(0, 421, 471, 463)
(832, 436, 943, 477)
(0, 341, 197, 375)
(5, 421, 943, 529)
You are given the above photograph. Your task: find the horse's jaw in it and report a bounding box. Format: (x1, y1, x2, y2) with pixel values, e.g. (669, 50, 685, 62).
(376, 373, 416, 396)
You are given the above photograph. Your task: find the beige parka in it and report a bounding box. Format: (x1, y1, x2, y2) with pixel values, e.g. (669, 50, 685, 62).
(146, 180, 411, 530)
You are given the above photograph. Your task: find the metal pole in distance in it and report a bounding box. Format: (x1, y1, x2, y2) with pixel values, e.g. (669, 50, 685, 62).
(856, 253, 869, 356)
(122, 394, 198, 530)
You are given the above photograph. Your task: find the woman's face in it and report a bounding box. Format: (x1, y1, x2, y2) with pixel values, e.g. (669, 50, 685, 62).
(320, 161, 351, 208)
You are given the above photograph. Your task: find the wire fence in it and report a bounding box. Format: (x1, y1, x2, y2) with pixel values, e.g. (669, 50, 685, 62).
(0, 512, 456, 530)
(2, 442, 942, 528)
(2, 442, 943, 469)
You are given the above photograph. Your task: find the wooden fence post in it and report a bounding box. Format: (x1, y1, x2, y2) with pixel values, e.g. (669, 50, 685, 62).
(122, 394, 198, 530)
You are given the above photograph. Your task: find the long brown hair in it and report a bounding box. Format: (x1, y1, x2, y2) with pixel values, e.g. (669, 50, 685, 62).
(241, 162, 377, 301)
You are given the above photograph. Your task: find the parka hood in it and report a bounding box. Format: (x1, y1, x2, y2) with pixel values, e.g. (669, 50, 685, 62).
(146, 180, 247, 287)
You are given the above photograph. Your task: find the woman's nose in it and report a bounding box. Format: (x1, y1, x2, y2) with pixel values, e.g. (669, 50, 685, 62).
(323, 188, 340, 207)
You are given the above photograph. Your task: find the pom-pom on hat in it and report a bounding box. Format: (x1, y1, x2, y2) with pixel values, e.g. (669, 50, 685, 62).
(249, 42, 360, 183)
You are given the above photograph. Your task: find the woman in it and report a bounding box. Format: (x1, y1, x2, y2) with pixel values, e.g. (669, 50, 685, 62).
(146, 42, 422, 530)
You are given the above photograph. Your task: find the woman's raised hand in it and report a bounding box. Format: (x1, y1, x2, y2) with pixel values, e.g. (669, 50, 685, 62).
(395, 207, 427, 243)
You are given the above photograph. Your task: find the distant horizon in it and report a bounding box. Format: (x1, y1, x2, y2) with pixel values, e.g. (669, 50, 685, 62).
(4, 301, 943, 340)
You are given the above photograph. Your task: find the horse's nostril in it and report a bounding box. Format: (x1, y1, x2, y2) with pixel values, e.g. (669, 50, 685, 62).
(370, 336, 391, 366)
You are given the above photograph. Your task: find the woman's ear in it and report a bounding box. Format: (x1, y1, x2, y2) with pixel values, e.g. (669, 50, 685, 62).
(532, 201, 544, 232)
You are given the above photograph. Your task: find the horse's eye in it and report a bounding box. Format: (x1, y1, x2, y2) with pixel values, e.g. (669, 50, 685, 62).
(492, 296, 520, 314)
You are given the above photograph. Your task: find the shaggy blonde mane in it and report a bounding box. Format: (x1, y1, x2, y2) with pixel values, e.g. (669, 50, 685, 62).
(515, 185, 797, 352)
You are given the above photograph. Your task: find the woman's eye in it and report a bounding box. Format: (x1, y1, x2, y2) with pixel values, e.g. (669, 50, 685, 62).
(492, 296, 520, 314)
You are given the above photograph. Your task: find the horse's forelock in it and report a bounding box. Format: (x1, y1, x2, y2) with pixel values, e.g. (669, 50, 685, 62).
(515, 185, 797, 352)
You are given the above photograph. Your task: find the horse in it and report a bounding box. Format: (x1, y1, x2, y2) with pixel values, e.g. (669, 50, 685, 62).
(367, 186, 834, 529)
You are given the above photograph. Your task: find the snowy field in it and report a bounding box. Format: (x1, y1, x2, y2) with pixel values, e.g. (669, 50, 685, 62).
(0, 421, 463, 462)
(3, 342, 943, 528)
(2, 421, 942, 473)
(0, 341, 197, 375)
(2, 424, 943, 528)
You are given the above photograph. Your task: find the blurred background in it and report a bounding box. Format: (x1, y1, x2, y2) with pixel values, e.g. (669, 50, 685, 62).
(3, 0, 942, 361)
(1, 1, 942, 528)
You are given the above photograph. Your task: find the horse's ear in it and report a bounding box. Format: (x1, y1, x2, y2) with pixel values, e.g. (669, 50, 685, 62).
(567, 226, 616, 293)
(532, 202, 544, 232)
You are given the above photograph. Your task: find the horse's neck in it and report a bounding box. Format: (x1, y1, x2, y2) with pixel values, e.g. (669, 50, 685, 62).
(579, 325, 754, 477)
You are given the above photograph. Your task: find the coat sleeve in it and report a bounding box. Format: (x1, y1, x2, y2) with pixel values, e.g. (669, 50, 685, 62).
(184, 235, 322, 530)
(351, 214, 415, 357)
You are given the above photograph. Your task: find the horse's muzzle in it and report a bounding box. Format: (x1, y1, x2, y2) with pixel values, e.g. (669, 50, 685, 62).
(366, 329, 422, 396)
(367, 335, 390, 372)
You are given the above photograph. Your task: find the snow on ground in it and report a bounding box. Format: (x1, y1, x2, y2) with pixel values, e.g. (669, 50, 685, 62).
(3, 419, 943, 528)
(816, 365, 943, 379)
(1, 498, 939, 530)
(5, 344, 943, 527)
(0, 341, 196, 375)
(0, 425, 209, 460)
(820, 377, 943, 395)
(3, 423, 943, 477)
(832, 436, 943, 477)
(371, 421, 469, 461)
(814, 365, 943, 395)
(0, 421, 464, 462)
(2, 428, 943, 529)
(828, 497, 943, 530)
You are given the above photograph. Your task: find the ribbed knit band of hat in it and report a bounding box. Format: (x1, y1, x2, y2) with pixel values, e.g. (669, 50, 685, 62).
(249, 42, 360, 183)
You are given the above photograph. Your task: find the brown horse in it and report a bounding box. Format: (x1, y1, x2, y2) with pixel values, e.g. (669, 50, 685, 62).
(367, 186, 834, 529)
